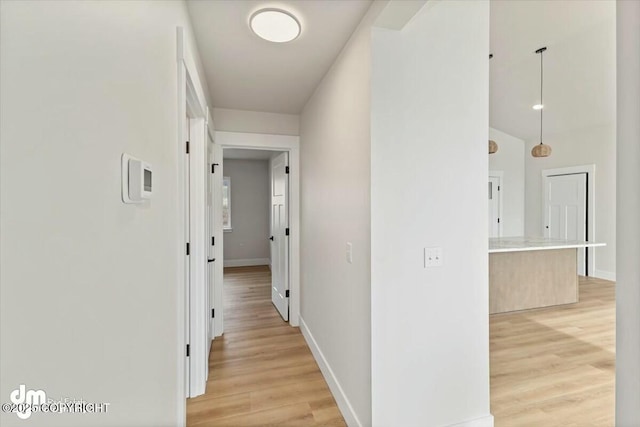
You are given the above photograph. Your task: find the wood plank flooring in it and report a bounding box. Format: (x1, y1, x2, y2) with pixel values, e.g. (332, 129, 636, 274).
(187, 266, 346, 427)
(491, 276, 615, 426)
(187, 268, 614, 426)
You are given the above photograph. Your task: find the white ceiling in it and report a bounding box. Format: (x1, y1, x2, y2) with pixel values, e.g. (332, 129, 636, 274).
(186, 0, 372, 114)
(223, 148, 279, 160)
(490, 0, 616, 142)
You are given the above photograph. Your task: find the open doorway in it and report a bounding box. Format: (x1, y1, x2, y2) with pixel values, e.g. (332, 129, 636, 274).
(211, 130, 301, 330)
(221, 148, 290, 321)
(488, 0, 616, 424)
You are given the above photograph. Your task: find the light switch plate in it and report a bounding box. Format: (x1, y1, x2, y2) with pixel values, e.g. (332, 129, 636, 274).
(346, 242, 353, 264)
(424, 247, 443, 268)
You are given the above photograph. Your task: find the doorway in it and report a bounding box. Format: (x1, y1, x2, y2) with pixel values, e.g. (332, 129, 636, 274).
(177, 26, 214, 402)
(213, 130, 301, 328)
(221, 148, 290, 322)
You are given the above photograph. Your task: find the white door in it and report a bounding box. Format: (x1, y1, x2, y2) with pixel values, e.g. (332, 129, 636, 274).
(270, 152, 289, 321)
(488, 176, 501, 237)
(543, 173, 587, 275)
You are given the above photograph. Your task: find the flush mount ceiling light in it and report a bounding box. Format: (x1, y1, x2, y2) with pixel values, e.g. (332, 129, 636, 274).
(532, 104, 544, 110)
(531, 46, 552, 158)
(250, 9, 300, 43)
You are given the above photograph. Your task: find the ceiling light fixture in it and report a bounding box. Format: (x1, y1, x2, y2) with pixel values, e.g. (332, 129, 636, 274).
(488, 54, 498, 154)
(532, 104, 544, 110)
(489, 139, 498, 154)
(531, 47, 552, 158)
(250, 9, 300, 43)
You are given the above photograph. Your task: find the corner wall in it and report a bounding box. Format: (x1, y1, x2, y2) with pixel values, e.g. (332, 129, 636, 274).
(371, 1, 492, 426)
(0, 1, 209, 425)
(616, 1, 640, 423)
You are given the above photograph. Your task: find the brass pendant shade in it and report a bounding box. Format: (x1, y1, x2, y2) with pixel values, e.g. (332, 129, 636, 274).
(489, 139, 498, 154)
(531, 142, 552, 157)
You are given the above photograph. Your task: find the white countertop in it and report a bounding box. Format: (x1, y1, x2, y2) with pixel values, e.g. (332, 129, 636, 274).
(489, 236, 606, 253)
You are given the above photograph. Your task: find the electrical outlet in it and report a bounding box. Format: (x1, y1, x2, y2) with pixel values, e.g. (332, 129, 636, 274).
(424, 247, 443, 268)
(346, 242, 353, 264)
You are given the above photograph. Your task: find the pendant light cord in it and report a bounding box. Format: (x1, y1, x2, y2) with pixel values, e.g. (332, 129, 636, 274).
(536, 47, 547, 145)
(540, 49, 543, 145)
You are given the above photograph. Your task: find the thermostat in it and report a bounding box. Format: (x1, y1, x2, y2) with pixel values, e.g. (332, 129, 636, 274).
(122, 154, 152, 203)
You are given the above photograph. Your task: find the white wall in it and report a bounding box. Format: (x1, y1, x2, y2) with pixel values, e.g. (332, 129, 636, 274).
(212, 108, 299, 136)
(0, 1, 209, 426)
(489, 127, 525, 236)
(371, 1, 492, 426)
(299, 2, 388, 425)
(616, 1, 640, 423)
(524, 124, 616, 279)
(223, 159, 270, 266)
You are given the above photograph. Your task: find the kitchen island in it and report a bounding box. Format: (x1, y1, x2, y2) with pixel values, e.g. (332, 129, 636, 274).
(489, 237, 605, 314)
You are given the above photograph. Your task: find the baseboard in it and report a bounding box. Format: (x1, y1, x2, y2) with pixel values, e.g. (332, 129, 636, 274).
(223, 258, 269, 267)
(441, 414, 494, 427)
(299, 316, 362, 427)
(592, 269, 616, 281)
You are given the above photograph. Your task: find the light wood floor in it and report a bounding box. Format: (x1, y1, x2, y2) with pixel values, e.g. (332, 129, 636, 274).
(491, 276, 615, 426)
(187, 266, 346, 427)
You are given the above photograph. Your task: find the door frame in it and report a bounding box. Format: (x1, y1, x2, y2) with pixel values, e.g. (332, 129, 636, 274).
(488, 170, 503, 237)
(215, 131, 301, 327)
(207, 113, 224, 338)
(541, 164, 596, 276)
(176, 26, 210, 422)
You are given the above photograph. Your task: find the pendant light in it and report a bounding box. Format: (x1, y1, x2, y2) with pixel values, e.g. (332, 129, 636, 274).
(531, 47, 552, 158)
(489, 139, 498, 154)
(488, 53, 498, 155)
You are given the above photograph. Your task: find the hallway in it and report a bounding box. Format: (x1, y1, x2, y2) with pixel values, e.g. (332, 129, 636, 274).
(187, 266, 345, 426)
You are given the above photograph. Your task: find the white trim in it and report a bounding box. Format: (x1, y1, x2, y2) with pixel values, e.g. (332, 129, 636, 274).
(175, 27, 187, 426)
(541, 165, 597, 276)
(224, 258, 270, 268)
(212, 143, 224, 338)
(488, 170, 503, 237)
(188, 116, 207, 398)
(300, 316, 362, 427)
(439, 414, 494, 427)
(176, 27, 210, 416)
(593, 269, 616, 282)
(215, 131, 301, 327)
(206, 106, 215, 142)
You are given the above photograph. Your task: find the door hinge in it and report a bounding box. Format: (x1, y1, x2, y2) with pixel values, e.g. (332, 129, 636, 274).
(211, 308, 215, 318)
(498, 185, 500, 191)
(285, 290, 290, 298)
(285, 228, 289, 236)
(497, 218, 501, 223)
(285, 166, 290, 174)
(186, 242, 190, 256)
(186, 141, 190, 154)
(186, 344, 190, 357)
(211, 163, 219, 174)
(211, 236, 215, 246)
